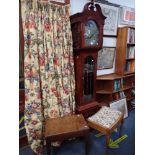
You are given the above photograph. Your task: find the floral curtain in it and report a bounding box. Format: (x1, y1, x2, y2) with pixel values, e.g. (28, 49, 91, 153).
(21, 0, 75, 154)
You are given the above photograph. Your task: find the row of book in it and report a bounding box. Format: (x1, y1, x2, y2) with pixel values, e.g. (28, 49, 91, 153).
(114, 79, 121, 91)
(127, 28, 135, 44)
(113, 89, 135, 103)
(114, 78, 135, 91)
(114, 79, 129, 91)
(124, 61, 135, 72)
(126, 46, 135, 59)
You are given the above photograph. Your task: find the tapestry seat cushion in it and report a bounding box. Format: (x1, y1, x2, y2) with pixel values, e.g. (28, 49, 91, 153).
(88, 106, 122, 129)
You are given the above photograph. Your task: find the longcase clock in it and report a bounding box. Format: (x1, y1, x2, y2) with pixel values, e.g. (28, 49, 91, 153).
(70, 2, 106, 117)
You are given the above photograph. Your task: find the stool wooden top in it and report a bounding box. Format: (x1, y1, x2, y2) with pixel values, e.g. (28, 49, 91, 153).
(45, 114, 89, 138)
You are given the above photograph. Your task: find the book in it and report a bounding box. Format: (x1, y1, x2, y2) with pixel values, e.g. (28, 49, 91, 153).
(125, 61, 130, 72)
(127, 28, 135, 44)
(114, 79, 121, 91)
(126, 46, 135, 59)
(120, 91, 126, 99)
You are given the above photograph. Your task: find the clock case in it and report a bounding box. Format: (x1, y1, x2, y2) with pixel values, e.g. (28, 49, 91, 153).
(70, 2, 106, 117)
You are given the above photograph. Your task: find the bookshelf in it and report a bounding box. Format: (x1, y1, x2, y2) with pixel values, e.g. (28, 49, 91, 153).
(96, 73, 135, 108)
(115, 26, 135, 75)
(115, 26, 135, 110)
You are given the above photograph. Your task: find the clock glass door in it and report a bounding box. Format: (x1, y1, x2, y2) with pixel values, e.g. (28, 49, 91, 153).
(83, 56, 94, 102)
(84, 20, 99, 46)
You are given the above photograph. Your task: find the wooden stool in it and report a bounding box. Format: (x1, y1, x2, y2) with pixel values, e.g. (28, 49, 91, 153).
(44, 114, 90, 155)
(87, 106, 124, 149)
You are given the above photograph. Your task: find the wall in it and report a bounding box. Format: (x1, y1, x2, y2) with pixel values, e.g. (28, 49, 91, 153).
(70, 0, 135, 75)
(70, 0, 88, 15)
(70, 0, 135, 15)
(108, 0, 135, 8)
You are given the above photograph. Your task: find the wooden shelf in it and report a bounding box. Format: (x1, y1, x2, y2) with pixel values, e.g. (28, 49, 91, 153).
(127, 43, 135, 46)
(97, 73, 135, 80)
(126, 58, 135, 61)
(124, 71, 135, 75)
(96, 71, 135, 106)
(123, 73, 135, 78)
(97, 73, 122, 80)
(118, 25, 135, 29)
(96, 90, 113, 94)
(96, 89, 122, 94)
(97, 85, 134, 94)
(122, 85, 133, 91)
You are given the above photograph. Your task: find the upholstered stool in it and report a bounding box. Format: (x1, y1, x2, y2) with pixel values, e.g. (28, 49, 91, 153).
(87, 106, 124, 149)
(44, 114, 90, 155)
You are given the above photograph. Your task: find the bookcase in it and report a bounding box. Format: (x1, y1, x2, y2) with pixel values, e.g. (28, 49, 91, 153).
(115, 26, 135, 75)
(96, 26, 135, 110)
(115, 26, 135, 110)
(96, 27, 135, 110)
(96, 73, 135, 108)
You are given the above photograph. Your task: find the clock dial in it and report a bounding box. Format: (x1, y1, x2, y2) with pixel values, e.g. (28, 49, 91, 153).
(84, 20, 99, 46)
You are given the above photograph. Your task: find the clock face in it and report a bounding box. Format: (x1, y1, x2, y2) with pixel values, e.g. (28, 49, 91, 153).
(84, 20, 99, 46)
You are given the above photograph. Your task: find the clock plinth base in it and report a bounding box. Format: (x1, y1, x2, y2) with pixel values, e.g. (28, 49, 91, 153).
(75, 101, 100, 118)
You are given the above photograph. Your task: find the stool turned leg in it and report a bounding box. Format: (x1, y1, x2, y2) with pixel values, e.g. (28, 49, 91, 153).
(46, 139, 51, 155)
(119, 118, 124, 137)
(104, 134, 110, 155)
(105, 134, 110, 148)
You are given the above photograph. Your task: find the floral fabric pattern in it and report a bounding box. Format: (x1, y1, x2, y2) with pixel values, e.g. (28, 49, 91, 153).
(21, 0, 75, 154)
(88, 106, 122, 129)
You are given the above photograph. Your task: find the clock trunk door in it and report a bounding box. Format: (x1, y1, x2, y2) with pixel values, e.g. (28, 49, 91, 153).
(83, 56, 95, 103)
